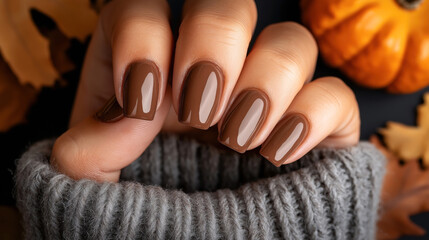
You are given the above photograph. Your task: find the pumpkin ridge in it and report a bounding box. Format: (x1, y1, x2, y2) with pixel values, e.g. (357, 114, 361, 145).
(386, 34, 413, 92)
(340, 21, 406, 67)
(318, 3, 385, 65)
(314, 2, 380, 37)
(326, 21, 392, 68)
(339, 22, 407, 88)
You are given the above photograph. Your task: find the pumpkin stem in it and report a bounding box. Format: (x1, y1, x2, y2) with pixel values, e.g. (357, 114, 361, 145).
(396, 0, 424, 10)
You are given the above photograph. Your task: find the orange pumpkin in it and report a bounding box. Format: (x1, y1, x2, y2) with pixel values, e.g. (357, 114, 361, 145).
(301, 0, 429, 93)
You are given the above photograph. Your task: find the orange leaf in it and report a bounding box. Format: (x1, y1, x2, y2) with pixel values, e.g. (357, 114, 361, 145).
(372, 136, 429, 240)
(379, 93, 429, 166)
(0, 0, 97, 88)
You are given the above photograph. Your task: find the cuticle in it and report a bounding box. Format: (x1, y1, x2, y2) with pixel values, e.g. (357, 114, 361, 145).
(283, 112, 311, 134)
(239, 87, 271, 112)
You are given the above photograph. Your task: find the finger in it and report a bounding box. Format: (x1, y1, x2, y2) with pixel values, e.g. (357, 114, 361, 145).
(71, 0, 172, 126)
(260, 77, 360, 167)
(172, 0, 257, 129)
(218, 22, 317, 153)
(51, 89, 172, 182)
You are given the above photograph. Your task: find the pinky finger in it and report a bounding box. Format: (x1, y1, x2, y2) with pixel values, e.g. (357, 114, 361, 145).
(260, 77, 360, 167)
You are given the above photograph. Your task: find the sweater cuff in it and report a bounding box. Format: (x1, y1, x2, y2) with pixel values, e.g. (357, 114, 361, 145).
(16, 134, 385, 240)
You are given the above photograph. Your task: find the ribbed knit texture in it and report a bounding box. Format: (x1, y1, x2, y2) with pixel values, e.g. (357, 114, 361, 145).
(16, 134, 385, 240)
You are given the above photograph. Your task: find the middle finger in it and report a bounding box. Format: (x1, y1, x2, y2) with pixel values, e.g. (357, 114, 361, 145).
(172, 0, 257, 129)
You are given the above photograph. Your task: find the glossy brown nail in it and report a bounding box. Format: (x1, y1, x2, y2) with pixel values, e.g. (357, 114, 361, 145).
(95, 96, 124, 123)
(218, 89, 269, 153)
(260, 114, 309, 167)
(179, 61, 223, 129)
(123, 60, 159, 120)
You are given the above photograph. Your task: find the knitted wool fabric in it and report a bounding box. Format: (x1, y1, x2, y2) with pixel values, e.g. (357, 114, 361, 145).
(16, 134, 385, 240)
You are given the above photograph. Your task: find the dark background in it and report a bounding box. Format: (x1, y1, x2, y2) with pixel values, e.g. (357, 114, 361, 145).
(1, 0, 428, 239)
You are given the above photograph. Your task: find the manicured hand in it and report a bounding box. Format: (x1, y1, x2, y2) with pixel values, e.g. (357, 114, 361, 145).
(51, 0, 360, 182)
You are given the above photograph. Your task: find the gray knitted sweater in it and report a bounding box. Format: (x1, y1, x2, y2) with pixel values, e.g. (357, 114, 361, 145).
(15, 134, 385, 240)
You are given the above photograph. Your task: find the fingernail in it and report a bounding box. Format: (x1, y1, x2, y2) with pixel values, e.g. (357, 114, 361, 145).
(218, 89, 269, 153)
(95, 96, 124, 123)
(260, 114, 309, 167)
(123, 60, 160, 120)
(179, 61, 223, 129)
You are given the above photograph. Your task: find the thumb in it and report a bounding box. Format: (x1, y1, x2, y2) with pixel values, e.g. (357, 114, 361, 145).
(51, 89, 172, 182)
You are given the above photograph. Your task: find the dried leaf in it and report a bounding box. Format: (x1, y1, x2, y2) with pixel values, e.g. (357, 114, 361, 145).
(379, 93, 429, 166)
(47, 28, 75, 74)
(372, 136, 429, 240)
(0, 52, 37, 131)
(91, 0, 108, 13)
(0, 0, 97, 88)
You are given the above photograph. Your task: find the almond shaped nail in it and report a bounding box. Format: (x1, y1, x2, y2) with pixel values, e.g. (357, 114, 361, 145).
(123, 60, 160, 120)
(179, 61, 223, 129)
(218, 89, 269, 153)
(260, 114, 309, 167)
(95, 96, 124, 123)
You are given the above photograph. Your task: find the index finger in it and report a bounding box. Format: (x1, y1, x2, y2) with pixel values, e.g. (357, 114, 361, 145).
(70, 0, 172, 126)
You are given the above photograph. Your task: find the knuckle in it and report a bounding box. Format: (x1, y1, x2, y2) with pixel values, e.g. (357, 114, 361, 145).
(185, 0, 257, 24)
(187, 13, 247, 32)
(181, 0, 257, 40)
(101, 0, 170, 44)
(312, 81, 345, 112)
(119, 15, 168, 32)
(312, 77, 357, 113)
(267, 22, 315, 43)
(260, 48, 304, 81)
(181, 14, 250, 45)
(111, 14, 170, 45)
(264, 22, 300, 34)
(260, 22, 318, 55)
(255, 23, 318, 83)
(326, 77, 356, 100)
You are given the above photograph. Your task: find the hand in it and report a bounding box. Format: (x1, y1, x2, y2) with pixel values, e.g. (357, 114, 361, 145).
(51, 0, 360, 182)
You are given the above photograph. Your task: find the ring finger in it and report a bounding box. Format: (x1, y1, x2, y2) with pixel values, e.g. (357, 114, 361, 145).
(218, 22, 318, 153)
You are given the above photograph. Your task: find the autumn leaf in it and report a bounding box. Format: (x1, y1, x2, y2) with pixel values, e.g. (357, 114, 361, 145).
(91, 0, 108, 13)
(0, 52, 37, 131)
(0, 0, 98, 88)
(379, 93, 429, 167)
(372, 136, 429, 240)
(44, 25, 75, 75)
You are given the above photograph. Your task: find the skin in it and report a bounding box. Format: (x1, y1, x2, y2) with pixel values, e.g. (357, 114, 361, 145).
(51, 0, 360, 182)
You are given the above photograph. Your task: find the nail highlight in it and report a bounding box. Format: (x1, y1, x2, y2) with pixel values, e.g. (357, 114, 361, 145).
(218, 89, 269, 153)
(123, 60, 159, 120)
(95, 96, 124, 123)
(260, 114, 309, 167)
(179, 61, 223, 129)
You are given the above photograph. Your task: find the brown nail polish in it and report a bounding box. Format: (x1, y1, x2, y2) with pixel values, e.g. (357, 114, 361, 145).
(179, 61, 223, 129)
(95, 96, 124, 123)
(218, 89, 269, 153)
(260, 114, 309, 167)
(123, 60, 160, 120)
